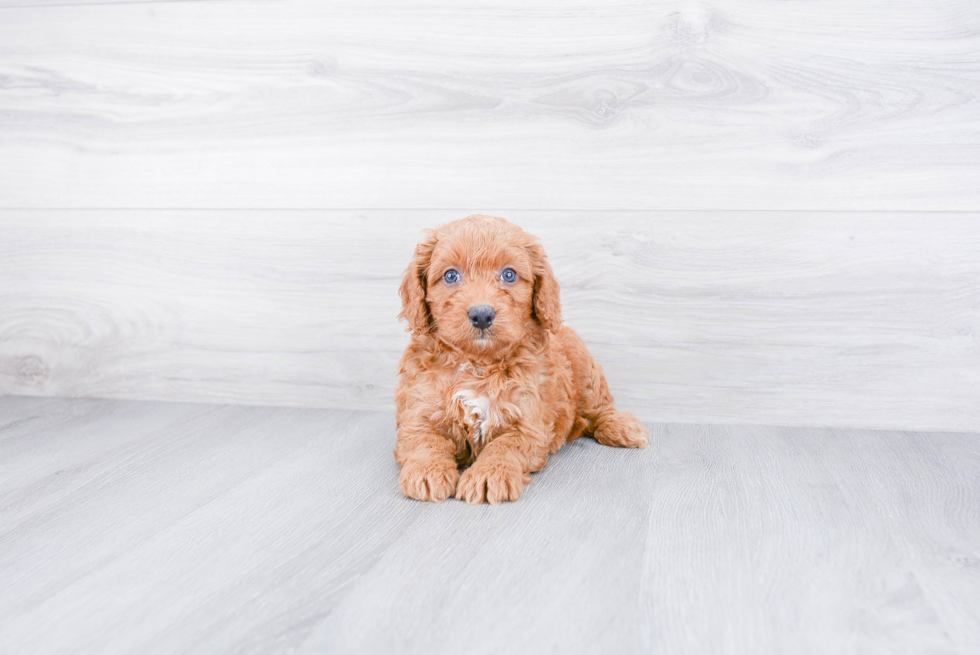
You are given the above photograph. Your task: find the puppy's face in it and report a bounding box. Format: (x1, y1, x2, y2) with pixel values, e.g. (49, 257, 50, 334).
(400, 215, 561, 357)
(426, 233, 534, 354)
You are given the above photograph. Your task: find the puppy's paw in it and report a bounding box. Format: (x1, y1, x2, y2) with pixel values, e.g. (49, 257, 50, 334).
(399, 459, 460, 503)
(455, 459, 530, 505)
(593, 411, 650, 449)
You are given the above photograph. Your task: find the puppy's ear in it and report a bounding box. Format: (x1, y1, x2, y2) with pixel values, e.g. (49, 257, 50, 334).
(526, 240, 562, 331)
(399, 229, 439, 335)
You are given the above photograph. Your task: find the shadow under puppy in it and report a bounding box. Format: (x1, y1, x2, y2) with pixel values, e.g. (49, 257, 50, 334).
(395, 214, 648, 504)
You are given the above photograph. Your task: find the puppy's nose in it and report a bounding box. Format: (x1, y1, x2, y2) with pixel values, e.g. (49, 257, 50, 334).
(468, 305, 496, 330)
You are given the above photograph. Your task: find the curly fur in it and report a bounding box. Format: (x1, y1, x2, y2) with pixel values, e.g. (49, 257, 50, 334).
(395, 214, 649, 504)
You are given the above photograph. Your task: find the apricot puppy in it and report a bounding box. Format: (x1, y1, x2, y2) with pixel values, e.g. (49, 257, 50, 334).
(395, 215, 648, 504)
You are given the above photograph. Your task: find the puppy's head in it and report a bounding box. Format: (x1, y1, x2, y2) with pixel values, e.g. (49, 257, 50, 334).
(399, 215, 561, 356)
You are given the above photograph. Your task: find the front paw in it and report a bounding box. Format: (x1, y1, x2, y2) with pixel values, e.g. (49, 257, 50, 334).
(399, 459, 460, 503)
(455, 459, 530, 505)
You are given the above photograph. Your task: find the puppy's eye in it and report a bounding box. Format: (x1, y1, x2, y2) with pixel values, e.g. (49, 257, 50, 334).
(443, 269, 461, 284)
(500, 268, 517, 283)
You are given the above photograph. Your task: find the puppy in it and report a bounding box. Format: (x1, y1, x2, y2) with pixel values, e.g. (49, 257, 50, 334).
(395, 214, 648, 504)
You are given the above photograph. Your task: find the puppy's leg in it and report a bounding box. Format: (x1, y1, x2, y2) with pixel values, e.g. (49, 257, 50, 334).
(591, 407, 649, 449)
(562, 327, 649, 449)
(395, 418, 460, 503)
(455, 424, 549, 505)
(586, 363, 649, 448)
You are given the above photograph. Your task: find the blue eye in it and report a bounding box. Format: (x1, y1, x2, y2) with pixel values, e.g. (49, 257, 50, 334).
(443, 269, 460, 284)
(501, 268, 517, 283)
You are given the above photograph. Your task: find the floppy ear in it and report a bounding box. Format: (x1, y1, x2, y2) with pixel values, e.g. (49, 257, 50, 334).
(399, 229, 439, 335)
(526, 240, 562, 331)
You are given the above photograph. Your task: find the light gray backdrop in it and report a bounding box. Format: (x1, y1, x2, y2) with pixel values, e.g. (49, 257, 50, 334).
(1, 0, 978, 432)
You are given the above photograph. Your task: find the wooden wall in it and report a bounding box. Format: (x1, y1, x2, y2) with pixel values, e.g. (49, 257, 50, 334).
(1, 1, 978, 431)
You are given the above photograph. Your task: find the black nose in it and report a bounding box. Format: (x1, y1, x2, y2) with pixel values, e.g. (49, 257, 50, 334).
(468, 305, 496, 330)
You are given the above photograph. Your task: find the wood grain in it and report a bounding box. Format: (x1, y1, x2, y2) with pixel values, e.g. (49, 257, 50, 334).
(2, 210, 978, 432)
(0, 0, 978, 209)
(1, 397, 978, 653)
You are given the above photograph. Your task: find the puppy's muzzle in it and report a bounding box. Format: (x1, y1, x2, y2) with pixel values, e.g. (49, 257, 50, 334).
(468, 305, 496, 330)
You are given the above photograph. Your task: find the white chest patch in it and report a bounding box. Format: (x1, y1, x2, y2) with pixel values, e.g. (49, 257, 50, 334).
(453, 389, 492, 442)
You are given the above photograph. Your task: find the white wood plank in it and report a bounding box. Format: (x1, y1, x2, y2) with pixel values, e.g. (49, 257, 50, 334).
(2, 210, 978, 432)
(0, 398, 213, 502)
(0, 395, 68, 432)
(1, 398, 977, 654)
(0, 1, 978, 209)
(0, 0, 187, 6)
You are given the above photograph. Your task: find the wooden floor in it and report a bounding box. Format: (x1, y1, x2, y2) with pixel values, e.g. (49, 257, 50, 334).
(1, 396, 978, 654)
